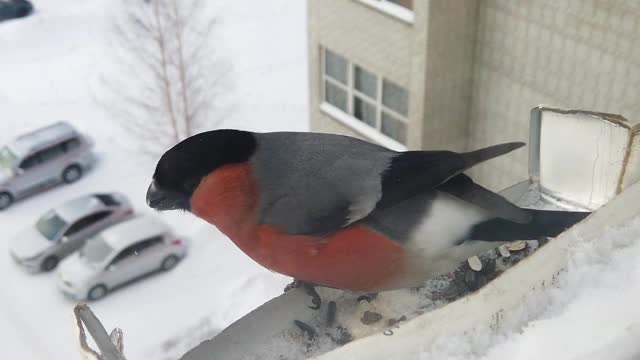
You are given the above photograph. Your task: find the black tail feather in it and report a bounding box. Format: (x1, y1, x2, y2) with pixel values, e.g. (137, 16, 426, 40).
(461, 142, 525, 170)
(470, 209, 590, 242)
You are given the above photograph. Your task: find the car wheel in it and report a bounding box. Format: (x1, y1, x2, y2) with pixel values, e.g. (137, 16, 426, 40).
(62, 165, 83, 184)
(0, 192, 13, 210)
(41, 256, 59, 272)
(88, 284, 108, 301)
(161, 255, 179, 271)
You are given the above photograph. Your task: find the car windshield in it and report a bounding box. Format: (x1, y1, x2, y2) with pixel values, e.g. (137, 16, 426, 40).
(35, 210, 67, 240)
(0, 146, 17, 170)
(79, 235, 114, 265)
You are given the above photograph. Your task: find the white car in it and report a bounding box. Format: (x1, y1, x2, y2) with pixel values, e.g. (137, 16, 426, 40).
(57, 215, 187, 301)
(9, 193, 133, 272)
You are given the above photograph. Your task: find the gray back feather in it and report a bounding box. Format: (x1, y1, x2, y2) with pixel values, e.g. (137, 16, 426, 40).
(250, 133, 526, 237)
(250, 132, 394, 235)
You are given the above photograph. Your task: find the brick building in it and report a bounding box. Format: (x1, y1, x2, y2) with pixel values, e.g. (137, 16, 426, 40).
(307, 0, 640, 189)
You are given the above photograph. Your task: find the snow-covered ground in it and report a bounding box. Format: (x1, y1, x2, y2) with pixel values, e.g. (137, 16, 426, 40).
(0, 1, 305, 359)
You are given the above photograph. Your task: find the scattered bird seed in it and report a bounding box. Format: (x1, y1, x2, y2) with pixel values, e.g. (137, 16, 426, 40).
(464, 269, 487, 290)
(294, 320, 317, 341)
(330, 327, 352, 345)
(387, 315, 407, 327)
(498, 245, 511, 257)
(468, 256, 483, 271)
(361, 311, 383, 325)
(357, 293, 378, 303)
(507, 240, 526, 251)
(326, 301, 337, 327)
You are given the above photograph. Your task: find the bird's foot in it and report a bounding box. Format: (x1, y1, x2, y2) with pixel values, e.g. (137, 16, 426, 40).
(284, 279, 303, 293)
(302, 282, 322, 310)
(284, 279, 323, 310)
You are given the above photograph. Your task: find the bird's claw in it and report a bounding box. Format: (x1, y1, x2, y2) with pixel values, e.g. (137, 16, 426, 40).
(303, 283, 322, 310)
(284, 279, 303, 293)
(286, 279, 323, 310)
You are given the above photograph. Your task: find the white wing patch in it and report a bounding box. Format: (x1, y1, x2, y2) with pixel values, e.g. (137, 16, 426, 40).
(406, 192, 490, 256)
(391, 192, 503, 287)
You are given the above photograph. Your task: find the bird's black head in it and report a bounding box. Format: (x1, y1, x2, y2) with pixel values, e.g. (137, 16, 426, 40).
(146, 129, 257, 211)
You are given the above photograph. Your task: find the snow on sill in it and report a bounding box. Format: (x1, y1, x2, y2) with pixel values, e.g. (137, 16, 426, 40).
(320, 103, 408, 152)
(355, 0, 415, 24)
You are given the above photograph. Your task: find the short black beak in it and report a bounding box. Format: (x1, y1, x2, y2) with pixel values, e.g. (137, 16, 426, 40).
(146, 180, 190, 211)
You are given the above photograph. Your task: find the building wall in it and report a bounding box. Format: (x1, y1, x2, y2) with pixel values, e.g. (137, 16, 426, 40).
(307, 0, 429, 149)
(469, 0, 640, 190)
(421, 0, 478, 151)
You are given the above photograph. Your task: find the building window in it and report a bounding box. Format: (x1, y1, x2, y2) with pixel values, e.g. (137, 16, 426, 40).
(382, 79, 408, 116)
(321, 48, 410, 145)
(325, 49, 348, 84)
(324, 49, 349, 112)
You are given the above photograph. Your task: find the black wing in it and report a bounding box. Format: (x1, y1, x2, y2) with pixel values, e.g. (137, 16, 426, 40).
(376, 142, 525, 211)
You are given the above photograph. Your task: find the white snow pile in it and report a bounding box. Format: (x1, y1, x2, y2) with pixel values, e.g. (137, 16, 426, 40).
(421, 218, 640, 360)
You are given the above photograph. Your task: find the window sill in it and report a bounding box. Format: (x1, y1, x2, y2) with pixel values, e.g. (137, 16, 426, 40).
(320, 103, 408, 152)
(355, 0, 415, 24)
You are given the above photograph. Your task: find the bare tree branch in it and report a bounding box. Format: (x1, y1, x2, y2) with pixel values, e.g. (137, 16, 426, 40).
(169, 0, 193, 136)
(100, 0, 231, 155)
(150, 0, 180, 142)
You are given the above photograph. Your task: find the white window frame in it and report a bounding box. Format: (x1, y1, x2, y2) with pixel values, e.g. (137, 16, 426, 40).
(320, 48, 409, 151)
(356, 0, 414, 24)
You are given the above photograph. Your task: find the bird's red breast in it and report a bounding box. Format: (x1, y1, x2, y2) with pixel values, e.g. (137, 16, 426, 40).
(190, 163, 407, 291)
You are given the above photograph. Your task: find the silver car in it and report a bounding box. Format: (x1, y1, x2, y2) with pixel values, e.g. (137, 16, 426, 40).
(57, 215, 187, 301)
(9, 193, 133, 272)
(0, 121, 96, 210)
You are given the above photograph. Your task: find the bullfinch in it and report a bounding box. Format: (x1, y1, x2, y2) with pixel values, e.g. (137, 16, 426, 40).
(146, 130, 588, 294)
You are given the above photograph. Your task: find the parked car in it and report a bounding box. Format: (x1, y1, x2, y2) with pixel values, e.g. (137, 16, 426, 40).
(0, 121, 96, 210)
(57, 215, 187, 301)
(9, 193, 133, 272)
(0, 0, 33, 22)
